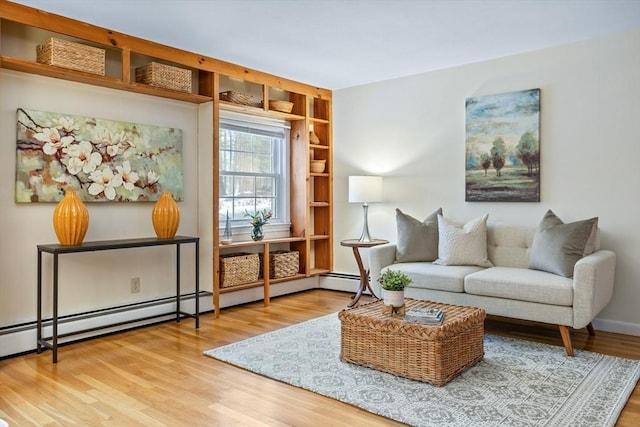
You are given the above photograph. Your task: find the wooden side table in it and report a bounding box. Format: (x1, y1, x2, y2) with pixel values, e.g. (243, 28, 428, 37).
(340, 239, 389, 307)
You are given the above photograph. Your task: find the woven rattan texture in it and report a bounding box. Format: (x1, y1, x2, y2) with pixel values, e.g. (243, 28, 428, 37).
(135, 62, 191, 93)
(219, 91, 253, 105)
(36, 38, 105, 76)
(219, 253, 259, 287)
(338, 299, 485, 386)
(269, 250, 299, 278)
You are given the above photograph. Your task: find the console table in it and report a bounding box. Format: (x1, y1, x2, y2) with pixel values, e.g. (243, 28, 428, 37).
(37, 235, 200, 363)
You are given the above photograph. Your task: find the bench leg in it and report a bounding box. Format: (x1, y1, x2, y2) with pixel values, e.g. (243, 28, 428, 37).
(558, 325, 574, 357)
(586, 322, 596, 336)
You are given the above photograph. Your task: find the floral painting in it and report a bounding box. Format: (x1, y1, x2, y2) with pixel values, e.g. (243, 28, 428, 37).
(465, 88, 540, 202)
(15, 108, 183, 202)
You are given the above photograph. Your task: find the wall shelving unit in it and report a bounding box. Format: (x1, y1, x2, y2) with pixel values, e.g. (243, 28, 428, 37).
(0, 0, 333, 319)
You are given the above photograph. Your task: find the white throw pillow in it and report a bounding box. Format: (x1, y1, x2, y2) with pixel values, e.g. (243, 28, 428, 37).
(434, 214, 493, 267)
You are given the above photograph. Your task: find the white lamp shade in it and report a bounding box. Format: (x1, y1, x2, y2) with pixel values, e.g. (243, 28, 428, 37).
(348, 176, 383, 203)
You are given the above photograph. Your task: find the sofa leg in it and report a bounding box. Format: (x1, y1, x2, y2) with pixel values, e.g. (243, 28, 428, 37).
(586, 322, 596, 336)
(558, 325, 574, 357)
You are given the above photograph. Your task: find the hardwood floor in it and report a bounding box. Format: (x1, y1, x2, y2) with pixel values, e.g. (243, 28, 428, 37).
(1, 289, 638, 426)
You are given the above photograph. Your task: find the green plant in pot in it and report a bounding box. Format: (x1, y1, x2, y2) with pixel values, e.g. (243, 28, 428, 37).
(378, 269, 412, 307)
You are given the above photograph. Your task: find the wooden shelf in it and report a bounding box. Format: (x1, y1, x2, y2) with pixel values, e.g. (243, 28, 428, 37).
(310, 202, 330, 207)
(271, 274, 306, 284)
(219, 281, 263, 293)
(310, 117, 330, 124)
(1, 56, 213, 104)
(310, 234, 330, 240)
(219, 100, 305, 121)
(310, 143, 329, 150)
(309, 268, 330, 276)
(219, 236, 305, 249)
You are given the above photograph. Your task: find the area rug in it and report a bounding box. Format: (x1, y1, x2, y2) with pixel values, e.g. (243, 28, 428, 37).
(204, 313, 640, 427)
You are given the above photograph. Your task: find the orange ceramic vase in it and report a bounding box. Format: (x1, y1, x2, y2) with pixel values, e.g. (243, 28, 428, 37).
(152, 192, 180, 239)
(52, 189, 89, 246)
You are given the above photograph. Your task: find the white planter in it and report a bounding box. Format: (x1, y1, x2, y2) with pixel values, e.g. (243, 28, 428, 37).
(382, 290, 405, 307)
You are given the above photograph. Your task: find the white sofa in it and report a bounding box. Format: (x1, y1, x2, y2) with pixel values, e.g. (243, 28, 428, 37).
(368, 211, 616, 356)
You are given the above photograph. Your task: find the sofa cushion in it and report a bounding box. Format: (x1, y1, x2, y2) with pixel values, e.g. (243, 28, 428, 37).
(487, 224, 535, 269)
(381, 263, 484, 293)
(464, 266, 573, 306)
(434, 214, 493, 267)
(395, 208, 442, 262)
(529, 210, 599, 277)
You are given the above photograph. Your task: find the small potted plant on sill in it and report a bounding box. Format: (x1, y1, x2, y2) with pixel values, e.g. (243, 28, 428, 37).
(378, 269, 412, 308)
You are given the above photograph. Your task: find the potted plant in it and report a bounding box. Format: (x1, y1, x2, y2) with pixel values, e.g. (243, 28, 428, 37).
(378, 269, 412, 307)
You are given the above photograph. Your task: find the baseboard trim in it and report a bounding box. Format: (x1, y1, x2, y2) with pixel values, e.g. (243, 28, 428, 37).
(0, 292, 213, 359)
(592, 318, 640, 337)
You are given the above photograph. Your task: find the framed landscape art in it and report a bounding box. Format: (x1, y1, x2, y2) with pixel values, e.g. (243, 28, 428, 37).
(465, 88, 540, 202)
(15, 108, 183, 203)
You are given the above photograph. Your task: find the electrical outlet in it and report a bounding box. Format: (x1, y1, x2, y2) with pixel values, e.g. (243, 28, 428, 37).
(130, 277, 141, 293)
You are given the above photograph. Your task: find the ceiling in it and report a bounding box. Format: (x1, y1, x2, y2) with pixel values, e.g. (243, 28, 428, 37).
(10, 0, 640, 90)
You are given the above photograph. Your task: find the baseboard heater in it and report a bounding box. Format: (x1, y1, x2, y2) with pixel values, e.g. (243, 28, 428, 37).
(0, 291, 212, 360)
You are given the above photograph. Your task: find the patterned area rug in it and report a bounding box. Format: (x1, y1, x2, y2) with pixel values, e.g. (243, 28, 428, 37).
(204, 314, 640, 427)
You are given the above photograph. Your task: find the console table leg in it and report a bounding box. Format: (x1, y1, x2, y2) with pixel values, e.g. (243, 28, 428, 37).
(37, 249, 43, 354)
(176, 244, 181, 323)
(195, 241, 200, 329)
(53, 253, 59, 363)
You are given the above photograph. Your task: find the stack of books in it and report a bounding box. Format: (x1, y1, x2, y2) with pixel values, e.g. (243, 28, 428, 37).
(404, 307, 445, 325)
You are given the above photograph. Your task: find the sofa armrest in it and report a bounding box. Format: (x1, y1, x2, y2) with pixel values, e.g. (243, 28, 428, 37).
(368, 243, 397, 296)
(572, 249, 616, 328)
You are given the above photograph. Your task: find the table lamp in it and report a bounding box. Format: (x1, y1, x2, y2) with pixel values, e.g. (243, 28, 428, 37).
(348, 175, 383, 242)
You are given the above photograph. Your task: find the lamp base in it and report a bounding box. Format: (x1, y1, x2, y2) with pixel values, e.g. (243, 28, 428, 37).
(358, 203, 374, 242)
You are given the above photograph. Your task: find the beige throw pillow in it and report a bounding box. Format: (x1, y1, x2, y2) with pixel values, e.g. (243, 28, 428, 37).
(434, 214, 493, 267)
(395, 208, 442, 262)
(529, 210, 599, 277)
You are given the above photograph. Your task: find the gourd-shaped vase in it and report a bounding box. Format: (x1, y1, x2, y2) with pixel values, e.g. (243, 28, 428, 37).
(152, 192, 180, 239)
(53, 189, 89, 246)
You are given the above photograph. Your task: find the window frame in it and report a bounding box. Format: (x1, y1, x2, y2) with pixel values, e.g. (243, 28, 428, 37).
(219, 111, 290, 228)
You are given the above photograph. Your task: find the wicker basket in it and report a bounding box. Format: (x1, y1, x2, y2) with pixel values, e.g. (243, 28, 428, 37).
(268, 100, 294, 113)
(310, 159, 326, 173)
(135, 62, 192, 93)
(220, 91, 253, 105)
(309, 131, 320, 144)
(219, 252, 259, 288)
(36, 38, 105, 76)
(338, 299, 485, 386)
(268, 250, 299, 279)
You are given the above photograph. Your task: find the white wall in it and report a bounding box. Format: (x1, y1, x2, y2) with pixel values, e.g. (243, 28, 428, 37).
(332, 30, 640, 335)
(0, 71, 206, 331)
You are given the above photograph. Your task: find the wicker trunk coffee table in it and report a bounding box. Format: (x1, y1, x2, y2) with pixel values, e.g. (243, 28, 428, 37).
(338, 299, 486, 386)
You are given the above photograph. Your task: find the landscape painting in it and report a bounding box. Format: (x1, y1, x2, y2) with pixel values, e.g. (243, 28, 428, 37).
(15, 108, 183, 203)
(465, 88, 540, 202)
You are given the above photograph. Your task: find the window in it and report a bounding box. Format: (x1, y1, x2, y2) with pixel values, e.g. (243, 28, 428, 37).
(219, 113, 289, 224)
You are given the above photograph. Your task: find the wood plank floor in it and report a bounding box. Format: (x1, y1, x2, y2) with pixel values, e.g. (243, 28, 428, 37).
(1, 289, 638, 426)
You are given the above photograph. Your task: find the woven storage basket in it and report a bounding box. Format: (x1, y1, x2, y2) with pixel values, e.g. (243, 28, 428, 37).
(310, 159, 326, 173)
(219, 252, 259, 288)
(268, 250, 299, 279)
(268, 100, 294, 113)
(36, 38, 105, 76)
(338, 299, 485, 386)
(135, 62, 192, 93)
(220, 91, 253, 105)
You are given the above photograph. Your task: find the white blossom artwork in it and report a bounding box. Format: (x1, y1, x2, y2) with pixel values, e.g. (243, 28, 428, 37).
(15, 108, 183, 202)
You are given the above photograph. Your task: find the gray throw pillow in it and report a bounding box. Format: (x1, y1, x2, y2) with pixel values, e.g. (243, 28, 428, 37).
(395, 208, 442, 262)
(529, 210, 599, 277)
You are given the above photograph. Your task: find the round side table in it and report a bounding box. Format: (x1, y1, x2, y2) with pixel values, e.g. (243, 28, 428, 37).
(340, 238, 389, 307)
